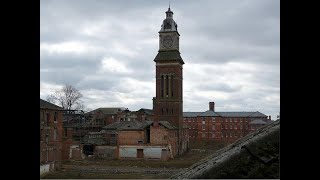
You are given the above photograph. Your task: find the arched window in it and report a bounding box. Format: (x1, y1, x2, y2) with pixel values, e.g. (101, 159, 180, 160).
(161, 75, 164, 98)
(166, 75, 169, 97)
(171, 75, 174, 97)
(54, 112, 58, 122)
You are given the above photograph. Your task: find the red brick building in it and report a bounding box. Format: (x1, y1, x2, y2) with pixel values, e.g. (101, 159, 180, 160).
(183, 101, 272, 144)
(135, 108, 154, 122)
(153, 6, 188, 156)
(40, 99, 73, 163)
(100, 120, 179, 160)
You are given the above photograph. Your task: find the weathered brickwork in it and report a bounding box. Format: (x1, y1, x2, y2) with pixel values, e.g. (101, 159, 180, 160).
(117, 131, 145, 145)
(40, 99, 75, 163)
(153, 7, 188, 156)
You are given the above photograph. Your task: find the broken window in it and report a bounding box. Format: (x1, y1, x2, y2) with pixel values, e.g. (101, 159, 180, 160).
(54, 112, 58, 122)
(46, 113, 50, 125)
(146, 127, 151, 143)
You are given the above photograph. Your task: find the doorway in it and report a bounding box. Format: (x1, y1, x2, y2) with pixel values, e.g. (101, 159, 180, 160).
(137, 149, 144, 158)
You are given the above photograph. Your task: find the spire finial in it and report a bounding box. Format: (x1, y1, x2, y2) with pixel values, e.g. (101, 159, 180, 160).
(169, 1, 170, 10)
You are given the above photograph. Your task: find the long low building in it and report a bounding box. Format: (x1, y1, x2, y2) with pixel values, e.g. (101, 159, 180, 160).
(183, 101, 272, 144)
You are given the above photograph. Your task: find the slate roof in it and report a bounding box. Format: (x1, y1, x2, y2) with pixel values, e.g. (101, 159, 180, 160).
(217, 111, 267, 117)
(103, 121, 153, 130)
(198, 110, 220, 117)
(154, 50, 185, 64)
(249, 119, 268, 125)
(183, 112, 202, 117)
(183, 111, 267, 118)
(40, 99, 63, 110)
(247, 111, 268, 117)
(137, 108, 154, 115)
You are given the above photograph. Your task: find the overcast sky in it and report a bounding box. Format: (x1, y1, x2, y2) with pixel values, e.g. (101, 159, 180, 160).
(40, 0, 280, 120)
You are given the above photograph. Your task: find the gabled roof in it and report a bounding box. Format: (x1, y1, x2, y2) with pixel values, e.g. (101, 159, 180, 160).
(103, 121, 153, 130)
(183, 112, 202, 117)
(198, 110, 220, 117)
(137, 108, 154, 115)
(40, 99, 63, 110)
(249, 119, 268, 125)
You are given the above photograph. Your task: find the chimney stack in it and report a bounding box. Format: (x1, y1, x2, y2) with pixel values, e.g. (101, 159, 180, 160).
(209, 102, 215, 111)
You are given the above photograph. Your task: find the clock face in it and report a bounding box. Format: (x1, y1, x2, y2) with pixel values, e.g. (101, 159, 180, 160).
(163, 35, 173, 48)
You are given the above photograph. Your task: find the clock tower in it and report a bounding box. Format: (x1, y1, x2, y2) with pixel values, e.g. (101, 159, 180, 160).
(153, 7, 185, 155)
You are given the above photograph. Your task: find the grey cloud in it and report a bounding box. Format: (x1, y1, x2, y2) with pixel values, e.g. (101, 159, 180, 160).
(40, 0, 279, 120)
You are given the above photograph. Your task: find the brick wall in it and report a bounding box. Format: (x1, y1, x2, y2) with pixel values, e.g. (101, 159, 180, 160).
(184, 116, 269, 145)
(150, 125, 169, 145)
(117, 130, 145, 145)
(40, 108, 64, 163)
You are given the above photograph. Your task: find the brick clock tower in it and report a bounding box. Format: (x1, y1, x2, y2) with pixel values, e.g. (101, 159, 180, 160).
(153, 7, 185, 155)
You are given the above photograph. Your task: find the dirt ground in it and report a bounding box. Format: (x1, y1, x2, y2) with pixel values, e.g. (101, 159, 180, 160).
(41, 142, 225, 179)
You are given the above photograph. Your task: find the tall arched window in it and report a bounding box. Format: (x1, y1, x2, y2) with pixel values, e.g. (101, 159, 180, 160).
(161, 75, 164, 98)
(166, 75, 169, 97)
(171, 75, 174, 97)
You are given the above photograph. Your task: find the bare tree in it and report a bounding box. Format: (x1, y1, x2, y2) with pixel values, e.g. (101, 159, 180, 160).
(46, 84, 84, 112)
(46, 94, 56, 103)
